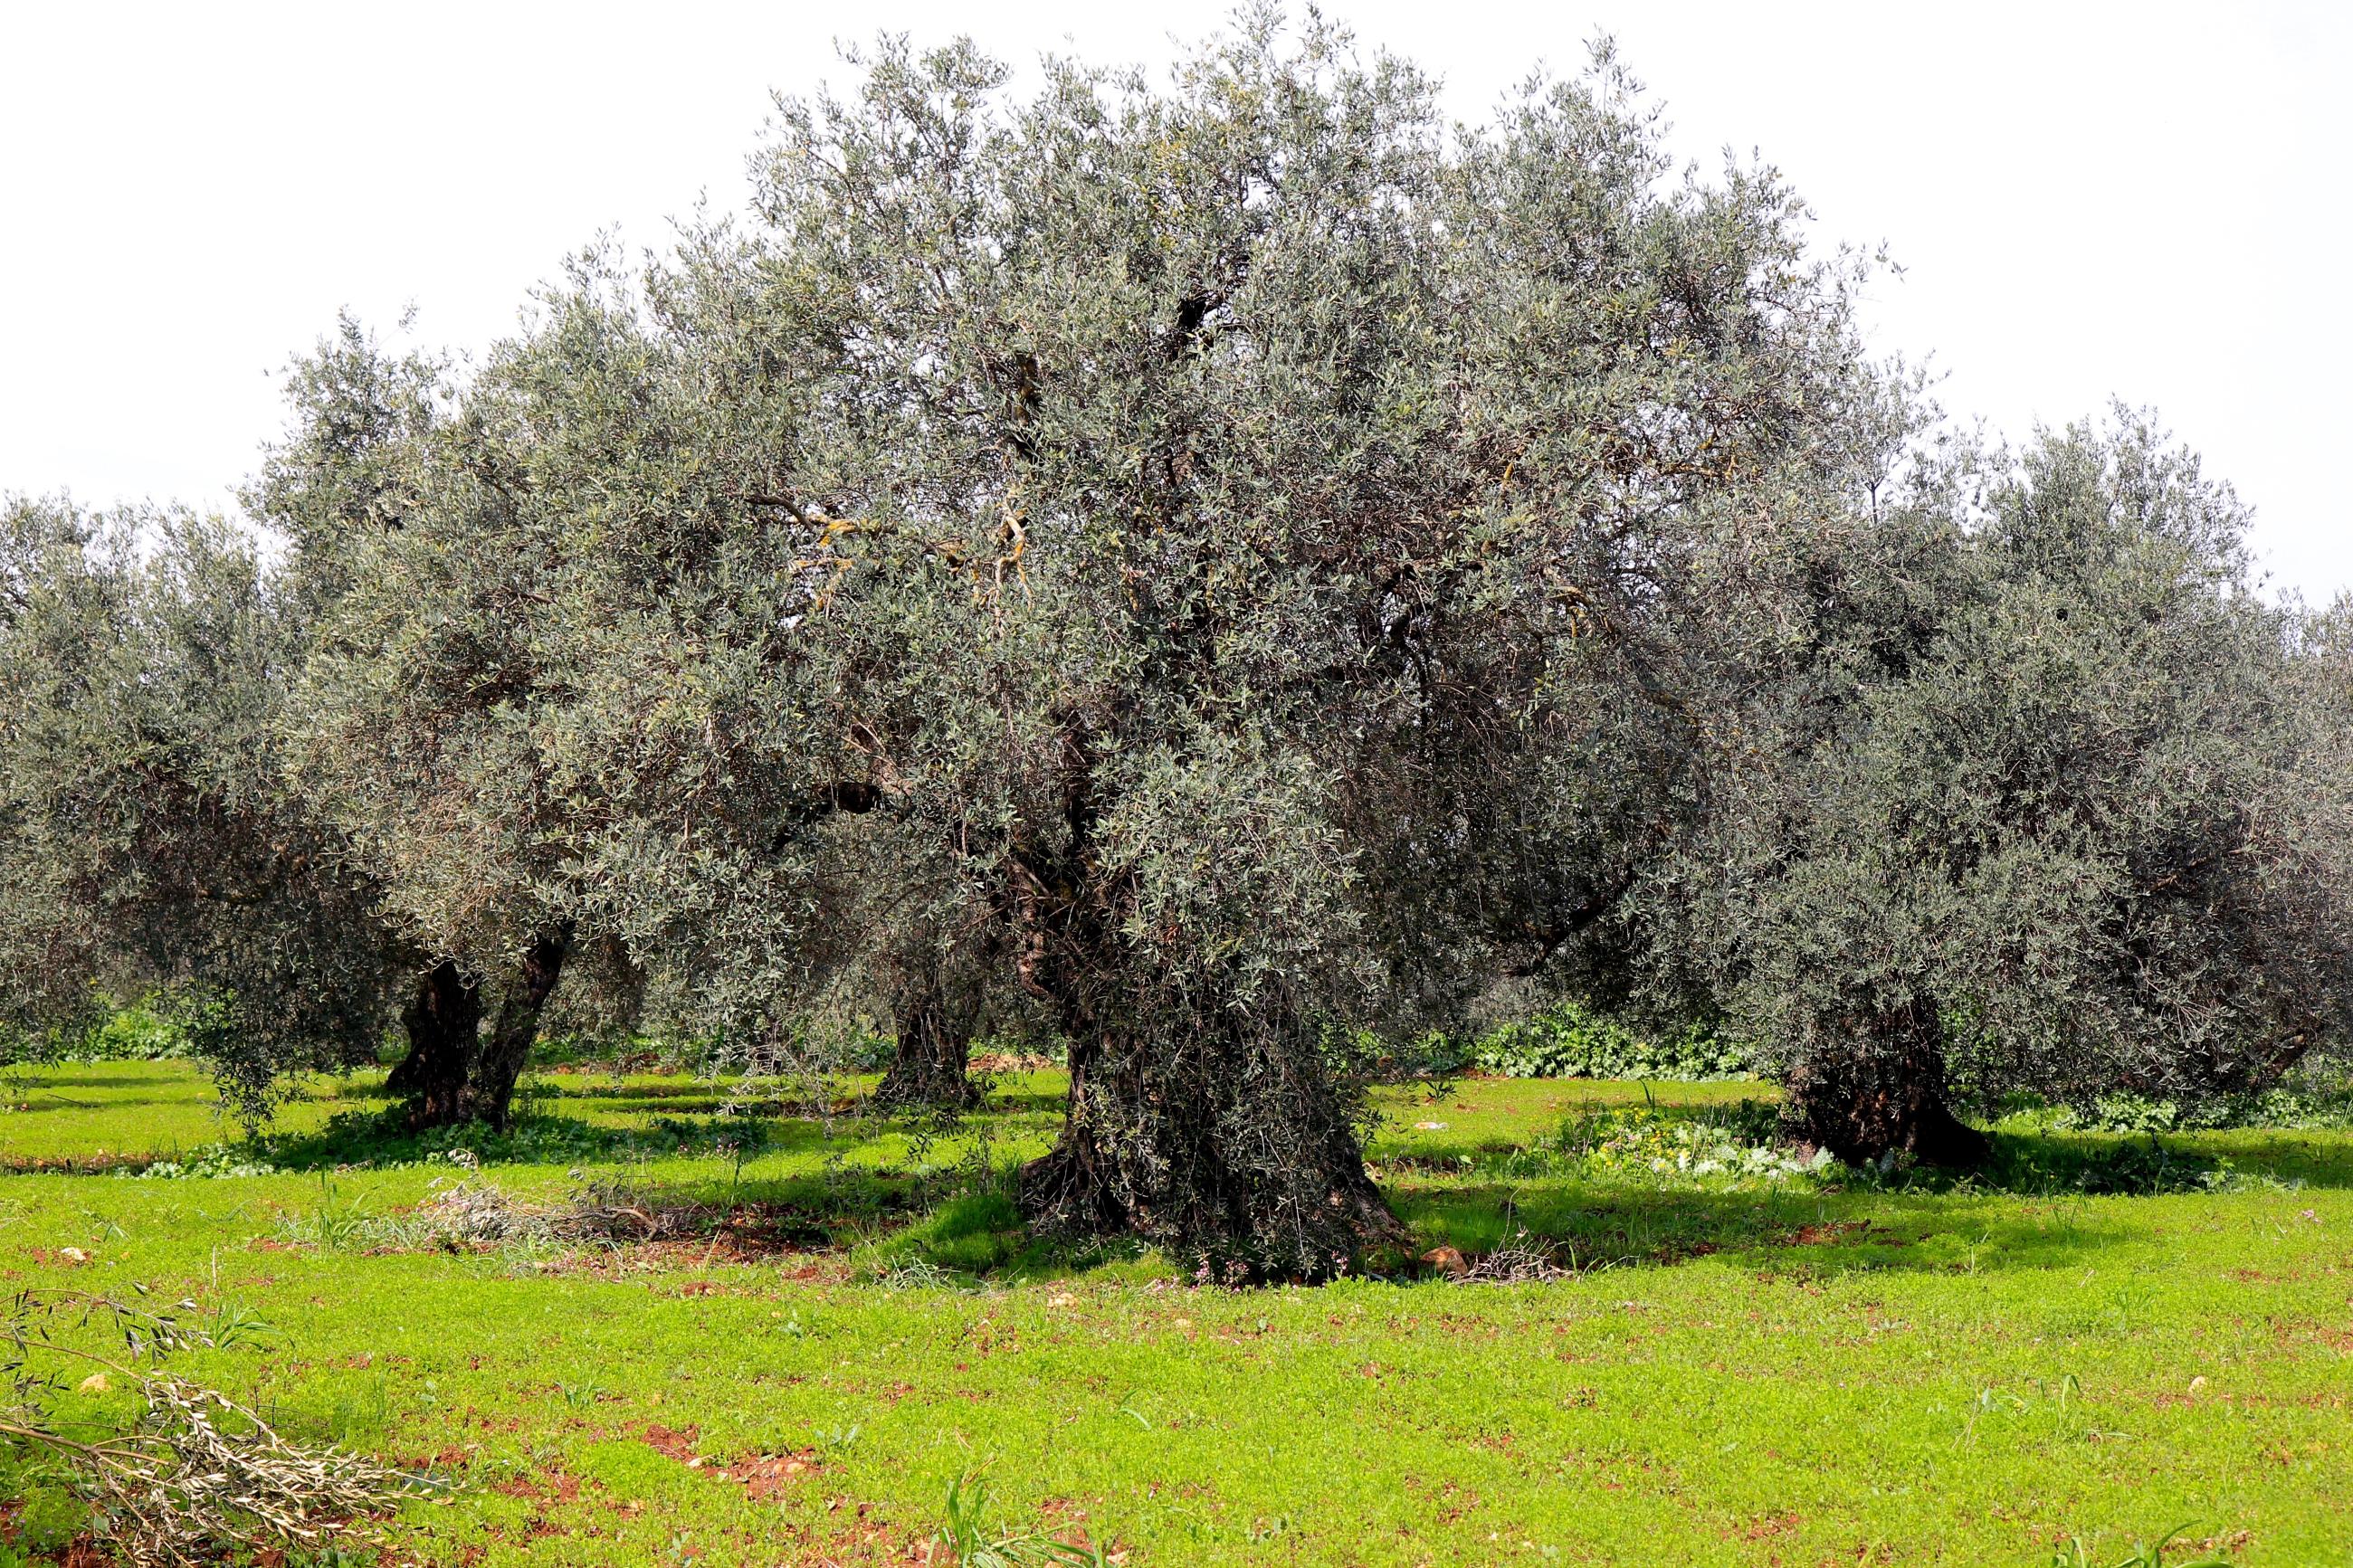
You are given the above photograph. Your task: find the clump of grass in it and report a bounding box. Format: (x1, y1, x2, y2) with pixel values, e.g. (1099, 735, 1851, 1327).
(276, 1170, 712, 1259)
(2044, 1524, 2236, 1566)
(1, 1288, 431, 1565)
(937, 1472, 1110, 1567)
(1459, 1231, 1570, 1284)
(873, 1259, 980, 1292)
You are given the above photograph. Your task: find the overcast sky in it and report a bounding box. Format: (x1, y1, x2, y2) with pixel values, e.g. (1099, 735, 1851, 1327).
(5, 2, 2345, 595)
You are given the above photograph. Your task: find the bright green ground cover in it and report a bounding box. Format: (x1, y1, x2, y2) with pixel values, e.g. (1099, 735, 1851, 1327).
(3, 1060, 2348, 1566)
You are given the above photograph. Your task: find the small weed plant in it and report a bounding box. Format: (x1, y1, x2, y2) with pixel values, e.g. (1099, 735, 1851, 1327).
(937, 1472, 1110, 1567)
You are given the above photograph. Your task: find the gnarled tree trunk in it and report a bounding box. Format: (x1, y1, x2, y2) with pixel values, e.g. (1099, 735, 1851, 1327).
(465, 924, 575, 1131)
(1017, 1000, 1402, 1279)
(873, 988, 983, 1109)
(1002, 765, 1400, 1278)
(1780, 993, 1989, 1168)
(396, 960, 481, 1129)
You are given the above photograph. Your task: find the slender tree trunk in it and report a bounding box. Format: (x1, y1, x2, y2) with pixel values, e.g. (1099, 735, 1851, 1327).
(873, 981, 982, 1111)
(465, 924, 575, 1132)
(397, 960, 481, 1129)
(1780, 994, 1990, 1168)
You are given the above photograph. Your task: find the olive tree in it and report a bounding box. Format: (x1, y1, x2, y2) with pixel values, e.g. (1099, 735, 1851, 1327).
(282, 19, 1901, 1269)
(0, 498, 411, 1120)
(701, 23, 1892, 1266)
(1672, 415, 2353, 1164)
(0, 320, 624, 1133)
(256, 319, 595, 1129)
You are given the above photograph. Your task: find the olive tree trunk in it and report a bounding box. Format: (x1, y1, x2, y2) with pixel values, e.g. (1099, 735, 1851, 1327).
(1017, 995, 1401, 1278)
(465, 925, 575, 1131)
(1779, 995, 1990, 1168)
(873, 988, 983, 1109)
(395, 960, 481, 1129)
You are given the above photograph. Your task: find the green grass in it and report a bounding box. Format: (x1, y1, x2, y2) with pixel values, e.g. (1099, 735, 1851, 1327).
(3, 1060, 2349, 1565)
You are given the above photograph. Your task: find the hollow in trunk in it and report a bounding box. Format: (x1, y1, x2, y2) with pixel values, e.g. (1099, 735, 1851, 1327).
(396, 960, 481, 1129)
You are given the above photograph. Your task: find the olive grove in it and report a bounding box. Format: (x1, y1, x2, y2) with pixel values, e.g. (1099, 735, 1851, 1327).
(4, 16, 2348, 1274)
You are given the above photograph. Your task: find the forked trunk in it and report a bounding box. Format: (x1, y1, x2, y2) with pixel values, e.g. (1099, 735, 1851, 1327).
(1780, 994, 1990, 1168)
(397, 960, 481, 1129)
(873, 986, 982, 1110)
(466, 925, 575, 1132)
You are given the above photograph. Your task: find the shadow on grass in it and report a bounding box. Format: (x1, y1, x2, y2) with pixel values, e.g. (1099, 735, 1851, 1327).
(233, 1089, 2353, 1289)
(0, 1093, 194, 1115)
(243, 1094, 1061, 1176)
(252, 1105, 859, 1172)
(527, 1080, 756, 1106)
(1391, 1095, 2353, 1196)
(0, 1071, 239, 1112)
(1395, 1181, 2123, 1278)
(1376, 1102, 2353, 1281)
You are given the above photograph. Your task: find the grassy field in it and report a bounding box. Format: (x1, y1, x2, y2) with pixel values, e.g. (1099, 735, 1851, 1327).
(2, 1060, 2349, 1566)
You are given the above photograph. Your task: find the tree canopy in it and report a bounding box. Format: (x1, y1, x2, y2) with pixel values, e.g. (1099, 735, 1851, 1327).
(1660, 415, 2353, 1163)
(0, 498, 406, 1117)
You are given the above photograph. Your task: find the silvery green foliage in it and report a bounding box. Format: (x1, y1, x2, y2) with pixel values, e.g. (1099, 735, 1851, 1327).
(256, 318, 604, 1126)
(282, 16, 1902, 1269)
(1673, 414, 2353, 1151)
(0, 498, 407, 1119)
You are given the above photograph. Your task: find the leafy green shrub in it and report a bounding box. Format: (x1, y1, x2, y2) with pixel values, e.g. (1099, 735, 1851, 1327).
(0, 1000, 199, 1066)
(1474, 1003, 1749, 1081)
(81, 1003, 194, 1061)
(1554, 1102, 1833, 1185)
(2013, 1066, 2353, 1135)
(1319, 1022, 1474, 1083)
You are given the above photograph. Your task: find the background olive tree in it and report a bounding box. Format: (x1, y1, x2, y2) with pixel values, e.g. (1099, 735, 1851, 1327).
(259, 319, 607, 1129)
(1657, 415, 2353, 1164)
(0, 498, 410, 1121)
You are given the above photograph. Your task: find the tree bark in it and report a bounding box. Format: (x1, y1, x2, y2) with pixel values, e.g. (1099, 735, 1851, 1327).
(465, 924, 575, 1131)
(396, 960, 481, 1129)
(872, 985, 982, 1110)
(1016, 1007, 1403, 1279)
(1780, 994, 1990, 1168)
(1002, 755, 1401, 1278)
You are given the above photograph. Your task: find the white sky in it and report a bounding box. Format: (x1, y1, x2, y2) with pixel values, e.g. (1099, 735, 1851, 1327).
(5, 2, 2346, 596)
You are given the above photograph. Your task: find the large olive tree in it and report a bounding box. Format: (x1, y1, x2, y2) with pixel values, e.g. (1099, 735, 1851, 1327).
(273, 17, 1910, 1268)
